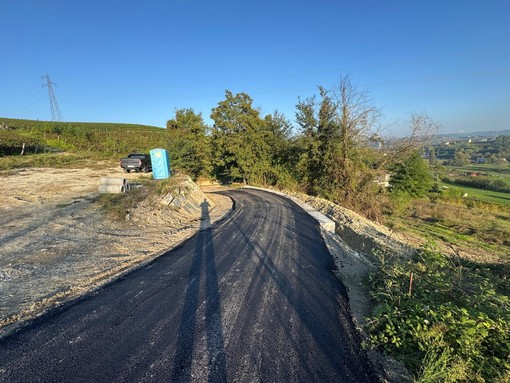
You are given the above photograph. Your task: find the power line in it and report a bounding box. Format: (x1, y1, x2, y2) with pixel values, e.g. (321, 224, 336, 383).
(0, 86, 44, 116)
(42, 73, 63, 122)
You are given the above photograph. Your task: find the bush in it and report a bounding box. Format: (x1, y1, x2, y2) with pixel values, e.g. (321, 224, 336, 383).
(389, 151, 433, 198)
(366, 246, 510, 382)
(98, 182, 152, 221)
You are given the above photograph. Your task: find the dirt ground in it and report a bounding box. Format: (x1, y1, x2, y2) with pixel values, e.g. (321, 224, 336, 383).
(0, 166, 232, 338)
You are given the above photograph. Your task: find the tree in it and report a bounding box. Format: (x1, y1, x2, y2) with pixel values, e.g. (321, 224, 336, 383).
(452, 150, 470, 166)
(389, 150, 433, 198)
(380, 113, 439, 168)
(166, 108, 211, 179)
(295, 93, 321, 193)
(294, 77, 382, 214)
(332, 77, 382, 204)
(210, 91, 271, 183)
(494, 135, 510, 160)
(261, 111, 298, 188)
(263, 110, 293, 166)
(428, 146, 436, 165)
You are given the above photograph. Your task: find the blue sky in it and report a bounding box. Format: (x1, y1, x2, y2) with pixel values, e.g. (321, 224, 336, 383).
(1, 0, 509, 136)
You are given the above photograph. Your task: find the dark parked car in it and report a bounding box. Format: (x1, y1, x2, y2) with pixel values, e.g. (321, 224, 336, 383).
(119, 153, 152, 173)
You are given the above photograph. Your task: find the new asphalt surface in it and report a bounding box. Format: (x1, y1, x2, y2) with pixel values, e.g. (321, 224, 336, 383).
(0, 189, 378, 382)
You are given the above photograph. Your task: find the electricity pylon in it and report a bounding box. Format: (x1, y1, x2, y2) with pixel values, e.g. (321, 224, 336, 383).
(42, 73, 62, 122)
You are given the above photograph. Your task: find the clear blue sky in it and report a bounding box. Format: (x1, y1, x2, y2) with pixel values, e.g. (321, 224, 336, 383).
(2, 0, 509, 136)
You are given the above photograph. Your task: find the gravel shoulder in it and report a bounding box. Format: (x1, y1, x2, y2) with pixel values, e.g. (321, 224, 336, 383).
(0, 166, 232, 338)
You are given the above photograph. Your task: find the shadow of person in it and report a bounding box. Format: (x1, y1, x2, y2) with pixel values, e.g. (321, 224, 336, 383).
(171, 196, 227, 383)
(200, 198, 211, 230)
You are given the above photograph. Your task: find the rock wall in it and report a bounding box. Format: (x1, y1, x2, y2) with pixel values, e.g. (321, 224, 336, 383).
(160, 175, 215, 215)
(130, 174, 216, 229)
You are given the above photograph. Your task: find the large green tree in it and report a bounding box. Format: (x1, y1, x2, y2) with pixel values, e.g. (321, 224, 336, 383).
(166, 108, 211, 179)
(389, 150, 433, 198)
(210, 91, 272, 183)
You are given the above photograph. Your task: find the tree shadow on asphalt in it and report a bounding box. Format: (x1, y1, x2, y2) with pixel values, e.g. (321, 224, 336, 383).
(171, 198, 227, 383)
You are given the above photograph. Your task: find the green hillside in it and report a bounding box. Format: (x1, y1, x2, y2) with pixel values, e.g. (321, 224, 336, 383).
(0, 118, 169, 170)
(1, 118, 166, 154)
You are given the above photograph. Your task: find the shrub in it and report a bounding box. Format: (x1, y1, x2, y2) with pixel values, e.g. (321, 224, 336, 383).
(366, 246, 510, 382)
(98, 183, 151, 221)
(389, 151, 434, 198)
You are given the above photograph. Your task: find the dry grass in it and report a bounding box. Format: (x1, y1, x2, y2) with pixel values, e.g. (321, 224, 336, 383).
(384, 198, 510, 265)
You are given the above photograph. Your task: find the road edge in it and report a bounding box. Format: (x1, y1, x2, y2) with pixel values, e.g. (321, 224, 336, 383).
(242, 186, 336, 232)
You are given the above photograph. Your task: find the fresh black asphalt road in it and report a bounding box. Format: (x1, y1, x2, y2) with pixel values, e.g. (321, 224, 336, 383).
(0, 189, 378, 382)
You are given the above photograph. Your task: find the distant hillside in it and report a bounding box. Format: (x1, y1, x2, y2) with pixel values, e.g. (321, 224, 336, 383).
(0, 118, 167, 157)
(439, 129, 510, 139)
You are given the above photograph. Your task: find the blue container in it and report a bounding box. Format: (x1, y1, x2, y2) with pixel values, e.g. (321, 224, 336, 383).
(150, 148, 171, 179)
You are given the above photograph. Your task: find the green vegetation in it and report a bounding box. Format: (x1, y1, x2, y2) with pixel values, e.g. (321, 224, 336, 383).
(0, 130, 44, 156)
(442, 182, 510, 206)
(390, 151, 434, 198)
(367, 246, 510, 382)
(448, 164, 510, 181)
(430, 140, 510, 204)
(98, 187, 149, 221)
(166, 109, 211, 179)
(435, 136, 510, 165)
(0, 118, 166, 159)
(441, 164, 510, 195)
(397, 206, 509, 253)
(0, 152, 94, 171)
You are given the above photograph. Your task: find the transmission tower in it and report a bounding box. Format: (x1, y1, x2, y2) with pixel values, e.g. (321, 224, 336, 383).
(42, 73, 63, 122)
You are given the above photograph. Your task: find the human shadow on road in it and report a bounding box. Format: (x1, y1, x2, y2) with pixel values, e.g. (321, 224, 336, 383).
(171, 198, 227, 383)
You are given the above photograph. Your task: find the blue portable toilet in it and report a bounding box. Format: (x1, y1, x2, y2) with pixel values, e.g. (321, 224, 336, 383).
(150, 148, 171, 179)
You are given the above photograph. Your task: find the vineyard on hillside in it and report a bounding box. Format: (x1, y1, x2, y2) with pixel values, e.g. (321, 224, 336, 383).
(0, 118, 167, 157)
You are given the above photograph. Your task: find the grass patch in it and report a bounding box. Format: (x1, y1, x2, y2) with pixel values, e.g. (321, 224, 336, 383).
(97, 176, 181, 221)
(385, 197, 510, 262)
(366, 246, 510, 382)
(442, 182, 510, 206)
(380, 191, 510, 380)
(0, 152, 119, 171)
(0, 152, 86, 171)
(98, 184, 151, 221)
(446, 164, 510, 182)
